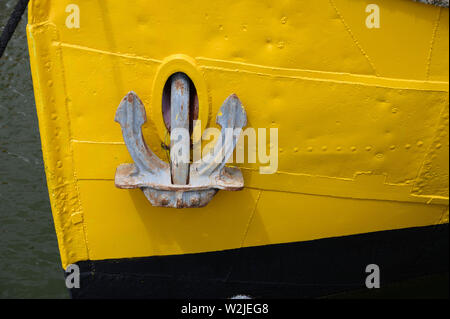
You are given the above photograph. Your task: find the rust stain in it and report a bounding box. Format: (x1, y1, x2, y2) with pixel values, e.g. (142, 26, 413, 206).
(175, 79, 185, 95)
(127, 93, 134, 103)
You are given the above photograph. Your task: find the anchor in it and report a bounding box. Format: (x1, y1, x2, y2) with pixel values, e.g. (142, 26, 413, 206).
(114, 73, 247, 208)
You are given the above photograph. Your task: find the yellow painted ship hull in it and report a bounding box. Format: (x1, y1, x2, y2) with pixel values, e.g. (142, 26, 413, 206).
(27, 0, 448, 297)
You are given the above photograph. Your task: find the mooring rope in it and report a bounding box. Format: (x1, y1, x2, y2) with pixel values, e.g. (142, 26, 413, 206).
(0, 0, 30, 58)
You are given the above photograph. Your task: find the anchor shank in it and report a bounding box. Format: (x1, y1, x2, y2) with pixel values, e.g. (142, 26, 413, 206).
(170, 73, 190, 185)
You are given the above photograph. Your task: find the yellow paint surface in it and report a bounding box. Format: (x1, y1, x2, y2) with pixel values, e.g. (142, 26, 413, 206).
(27, 0, 448, 268)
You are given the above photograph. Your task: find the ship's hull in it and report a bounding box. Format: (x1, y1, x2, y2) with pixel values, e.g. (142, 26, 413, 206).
(69, 224, 448, 298)
(26, 0, 449, 298)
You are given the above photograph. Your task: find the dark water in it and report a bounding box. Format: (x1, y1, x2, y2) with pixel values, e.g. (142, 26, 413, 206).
(0, 1, 447, 299)
(0, 1, 68, 298)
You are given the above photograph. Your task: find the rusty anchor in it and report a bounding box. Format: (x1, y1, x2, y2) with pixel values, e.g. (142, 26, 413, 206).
(114, 73, 247, 208)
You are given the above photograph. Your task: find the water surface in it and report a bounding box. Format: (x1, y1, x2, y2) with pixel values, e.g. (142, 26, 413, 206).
(0, 1, 68, 299)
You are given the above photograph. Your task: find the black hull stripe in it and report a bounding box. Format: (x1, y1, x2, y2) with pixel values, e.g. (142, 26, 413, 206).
(70, 224, 449, 298)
